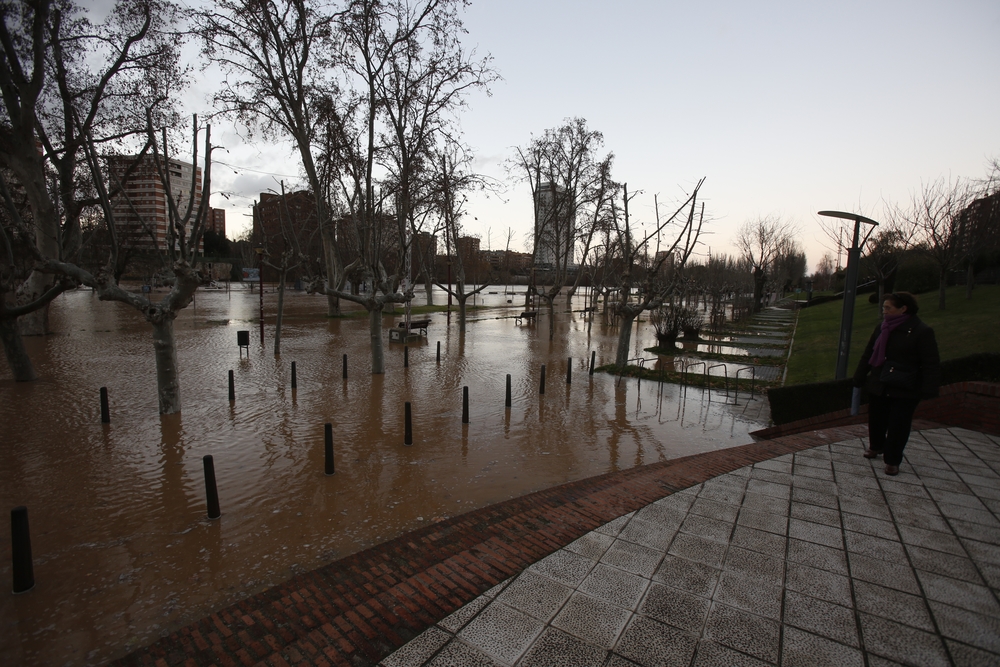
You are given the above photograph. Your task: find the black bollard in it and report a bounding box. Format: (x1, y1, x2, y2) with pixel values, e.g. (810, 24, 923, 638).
(11, 506, 34, 594)
(540, 365, 546, 395)
(436, 340, 441, 363)
(324, 423, 334, 475)
(589, 351, 596, 376)
(343, 354, 348, 379)
(505, 374, 512, 408)
(567, 357, 572, 384)
(100, 387, 110, 424)
(404, 346, 409, 368)
(203, 455, 221, 520)
(404, 402, 413, 445)
(228, 370, 235, 401)
(462, 386, 469, 424)
(291, 361, 297, 389)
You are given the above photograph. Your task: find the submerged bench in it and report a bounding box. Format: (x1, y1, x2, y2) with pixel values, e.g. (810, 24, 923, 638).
(396, 319, 431, 335)
(515, 311, 537, 325)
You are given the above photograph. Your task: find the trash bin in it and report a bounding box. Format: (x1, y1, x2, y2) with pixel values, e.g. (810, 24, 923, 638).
(237, 330, 250, 347)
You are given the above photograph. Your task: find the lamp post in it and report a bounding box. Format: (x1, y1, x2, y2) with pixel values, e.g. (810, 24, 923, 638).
(255, 247, 264, 345)
(818, 211, 879, 380)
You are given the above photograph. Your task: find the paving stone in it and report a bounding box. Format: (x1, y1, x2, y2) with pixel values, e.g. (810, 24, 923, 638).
(689, 497, 740, 522)
(780, 625, 863, 667)
(742, 491, 791, 515)
(906, 543, 985, 584)
(639, 582, 711, 633)
(790, 502, 840, 527)
(668, 532, 728, 569)
(852, 580, 934, 631)
(925, 486, 990, 509)
(858, 612, 950, 667)
(939, 502, 1000, 527)
(838, 496, 893, 521)
(916, 570, 1000, 617)
(699, 480, 747, 505)
(652, 554, 720, 598)
(653, 492, 695, 512)
(482, 577, 512, 598)
(426, 638, 503, 667)
(968, 482, 1000, 501)
(847, 552, 921, 595)
(787, 538, 848, 575)
(928, 600, 1000, 653)
(962, 538, 1000, 565)
(516, 626, 607, 667)
(634, 502, 686, 528)
(550, 592, 630, 649)
(880, 479, 930, 499)
(618, 517, 679, 551)
(704, 603, 780, 663)
(495, 569, 573, 623)
(950, 518, 1000, 545)
(784, 562, 853, 607)
(605, 655, 643, 667)
(723, 546, 784, 585)
(564, 531, 615, 561)
(895, 522, 965, 556)
(602, 539, 664, 578)
(944, 639, 1000, 667)
(753, 459, 792, 474)
(691, 640, 773, 667)
(613, 614, 699, 667)
(788, 518, 843, 549)
(751, 468, 790, 485)
(782, 590, 858, 647)
(794, 466, 835, 482)
(713, 571, 782, 620)
(746, 479, 791, 500)
(844, 531, 907, 562)
(438, 594, 491, 632)
(596, 513, 635, 537)
(729, 525, 786, 557)
(578, 563, 649, 611)
(736, 508, 788, 536)
(529, 548, 596, 587)
(889, 505, 953, 532)
(791, 476, 837, 495)
(680, 513, 736, 543)
(380, 626, 451, 667)
(458, 601, 544, 665)
(790, 487, 840, 510)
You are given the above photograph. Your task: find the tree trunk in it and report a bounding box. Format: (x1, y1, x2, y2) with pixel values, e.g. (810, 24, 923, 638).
(326, 293, 341, 317)
(369, 306, 385, 374)
(1, 316, 38, 382)
(152, 316, 182, 414)
(458, 296, 467, 333)
(966, 262, 974, 299)
(424, 275, 434, 305)
(566, 285, 576, 310)
(546, 297, 556, 340)
(615, 313, 636, 366)
(938, 270, 947, 310)
(274, 268, 287, 355)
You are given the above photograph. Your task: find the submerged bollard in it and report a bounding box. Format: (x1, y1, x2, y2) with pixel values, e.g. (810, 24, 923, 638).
(505, 374, 512, 408)
(291, 361, 297, 389)
(404, 346, 409, 368)
(462, 386, 469, 424)
(324, 423, 334, 475)
(203, 455, 221, 520)
(590, 351, 596, 376)
(539, 365, 546, 395)
(228, 370, 235, 401)
(11, 506, 34, 594)
(567, 357, 572, 384)
(100, 387, 110, 424)
(436, 341, 441, 363)
(404, 402, 413, 446)
(343, 354, 348, 379)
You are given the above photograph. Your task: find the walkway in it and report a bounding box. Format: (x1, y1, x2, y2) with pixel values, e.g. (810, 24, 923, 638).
(114, 422, 1000, 666)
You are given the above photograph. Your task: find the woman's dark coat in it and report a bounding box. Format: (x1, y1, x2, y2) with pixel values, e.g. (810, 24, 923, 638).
(852, 316, 941, 400)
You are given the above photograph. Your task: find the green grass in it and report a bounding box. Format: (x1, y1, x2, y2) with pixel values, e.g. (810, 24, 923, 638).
(784, 284, 1000, 385)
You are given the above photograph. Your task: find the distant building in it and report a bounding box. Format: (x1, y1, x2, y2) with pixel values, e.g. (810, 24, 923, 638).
(207, 208, 226, 238)
(255, 191, 324, 273)
(109, 155, 203, 252)
(534, 181, 576, 268)
(454, 235, 480, 262)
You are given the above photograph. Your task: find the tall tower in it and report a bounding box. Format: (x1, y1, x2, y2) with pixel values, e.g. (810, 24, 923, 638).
(533, 181, 575, 268)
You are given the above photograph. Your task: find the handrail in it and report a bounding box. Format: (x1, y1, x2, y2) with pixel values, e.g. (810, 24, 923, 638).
(706, 363, 729, 402)
(735, 365, 756, 398)
(682, 360, 706, 387)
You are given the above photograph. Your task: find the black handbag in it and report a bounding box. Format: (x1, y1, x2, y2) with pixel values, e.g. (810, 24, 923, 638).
(879, 360, 919, 389)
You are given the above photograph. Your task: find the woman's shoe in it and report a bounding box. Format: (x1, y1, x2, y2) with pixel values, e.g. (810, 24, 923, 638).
(884, 464, 899, 476)
(864, 449, 883, 459)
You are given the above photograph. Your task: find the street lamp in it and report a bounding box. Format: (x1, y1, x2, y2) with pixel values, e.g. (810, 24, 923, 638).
(255, 247, 264, 344)
(817, 210, 879, 380)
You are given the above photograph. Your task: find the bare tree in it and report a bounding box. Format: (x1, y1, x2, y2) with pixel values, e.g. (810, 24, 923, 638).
(907, 177, 976, 310)
(735, 215, 798, 313)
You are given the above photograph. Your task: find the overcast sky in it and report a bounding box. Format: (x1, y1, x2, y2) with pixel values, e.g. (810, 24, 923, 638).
(196, 0, 1000, 271)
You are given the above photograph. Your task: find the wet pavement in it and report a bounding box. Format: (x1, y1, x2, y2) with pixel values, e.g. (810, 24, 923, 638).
(1, 286, 771, 666)
(380, 425, 1000, 667)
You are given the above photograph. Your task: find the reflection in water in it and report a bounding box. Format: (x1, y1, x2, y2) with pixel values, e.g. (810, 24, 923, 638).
(0, 286, 769, 666)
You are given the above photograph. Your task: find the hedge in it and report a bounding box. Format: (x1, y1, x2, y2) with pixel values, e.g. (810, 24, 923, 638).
(768, 353, 1000, 425)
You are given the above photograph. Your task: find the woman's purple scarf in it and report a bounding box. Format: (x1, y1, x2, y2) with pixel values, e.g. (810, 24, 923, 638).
(869, 314, 911, 367)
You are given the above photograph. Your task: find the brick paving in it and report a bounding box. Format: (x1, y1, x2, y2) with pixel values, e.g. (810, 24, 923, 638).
(112, 420, 1000, 666)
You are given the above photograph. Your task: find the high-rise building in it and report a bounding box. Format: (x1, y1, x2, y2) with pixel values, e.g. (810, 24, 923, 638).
(454, 235, 480, 262)
(533, 181, 575, 268)
(207, 208, 226, 238)
(109, 155, 203, 252)
(255, 191, 324, 275)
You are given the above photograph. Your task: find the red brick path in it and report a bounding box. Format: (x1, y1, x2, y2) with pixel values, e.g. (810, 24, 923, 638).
(112, 421, 936, 667)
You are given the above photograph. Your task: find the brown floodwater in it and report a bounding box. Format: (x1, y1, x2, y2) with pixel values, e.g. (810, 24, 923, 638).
(0, 285, 769, 666)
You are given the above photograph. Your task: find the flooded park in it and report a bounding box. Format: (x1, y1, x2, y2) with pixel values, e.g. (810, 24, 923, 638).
(1, 285, 771, 666)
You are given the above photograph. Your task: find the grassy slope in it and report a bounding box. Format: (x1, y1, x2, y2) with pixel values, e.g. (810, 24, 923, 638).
(784, 284, 1000, 385)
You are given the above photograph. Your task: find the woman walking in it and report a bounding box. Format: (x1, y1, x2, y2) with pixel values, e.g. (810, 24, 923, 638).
(852, 292, 940, 475)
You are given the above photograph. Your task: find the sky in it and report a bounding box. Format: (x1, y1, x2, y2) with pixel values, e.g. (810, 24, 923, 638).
(190, 0, 1000, 271)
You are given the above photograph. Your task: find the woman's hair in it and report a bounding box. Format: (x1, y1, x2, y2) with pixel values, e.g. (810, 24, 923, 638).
(885, 291, 919, 315)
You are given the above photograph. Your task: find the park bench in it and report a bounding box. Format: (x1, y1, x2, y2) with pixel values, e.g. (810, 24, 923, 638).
(515, 311, 537, 325)
(396, 318, 431, 335)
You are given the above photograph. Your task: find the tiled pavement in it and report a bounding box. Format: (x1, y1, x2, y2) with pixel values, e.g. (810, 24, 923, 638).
(380, 426, 1000, 667)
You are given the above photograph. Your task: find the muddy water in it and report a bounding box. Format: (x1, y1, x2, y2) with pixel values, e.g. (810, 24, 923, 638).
(0, 286, 768, 666)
